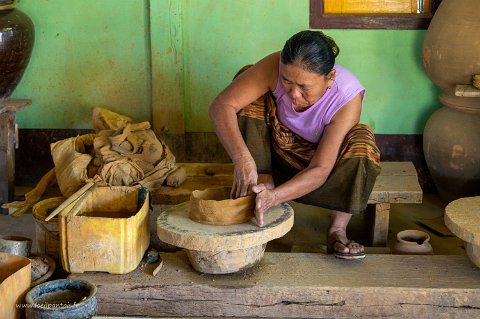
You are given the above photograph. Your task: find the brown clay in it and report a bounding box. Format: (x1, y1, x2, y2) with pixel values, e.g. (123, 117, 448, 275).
(165, 166, 187, 187)
(189, 187, 254, 225)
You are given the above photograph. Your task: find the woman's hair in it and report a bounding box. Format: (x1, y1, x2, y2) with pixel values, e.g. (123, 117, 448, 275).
(281, 30, 339, 75)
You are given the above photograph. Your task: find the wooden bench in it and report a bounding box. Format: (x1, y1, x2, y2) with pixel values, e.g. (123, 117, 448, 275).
(154, 161, 423, 247)
(72, 251, 480, 318)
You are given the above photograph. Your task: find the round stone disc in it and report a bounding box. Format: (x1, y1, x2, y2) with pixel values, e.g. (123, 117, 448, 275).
(157, 202, 293, 251)
(445, 196, 480, 246)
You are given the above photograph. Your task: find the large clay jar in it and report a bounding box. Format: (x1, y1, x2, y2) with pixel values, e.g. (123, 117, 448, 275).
(0, 0, 35, 99)
(393, 230, 433, 255)
(422, 0, 480, 202)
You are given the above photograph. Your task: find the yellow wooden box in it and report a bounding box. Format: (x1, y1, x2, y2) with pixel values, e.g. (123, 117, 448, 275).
(0, 253, 31, 319)
(59, 186, 150, 274)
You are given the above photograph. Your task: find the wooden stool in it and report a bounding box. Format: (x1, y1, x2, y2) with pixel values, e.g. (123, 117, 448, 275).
(445, 196, 480, 267)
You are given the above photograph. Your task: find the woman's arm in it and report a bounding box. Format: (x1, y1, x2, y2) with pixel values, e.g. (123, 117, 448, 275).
(253, 92, 363, 226)
(209, 52, 279, 199)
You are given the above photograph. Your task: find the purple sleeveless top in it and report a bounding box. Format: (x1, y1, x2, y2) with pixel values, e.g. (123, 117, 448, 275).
(273, 63, 365, 143)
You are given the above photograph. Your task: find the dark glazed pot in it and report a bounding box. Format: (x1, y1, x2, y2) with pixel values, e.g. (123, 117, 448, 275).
(422, 0, 480, 202)
(0, 0, 35, 99)
(25, 279, 97, 319)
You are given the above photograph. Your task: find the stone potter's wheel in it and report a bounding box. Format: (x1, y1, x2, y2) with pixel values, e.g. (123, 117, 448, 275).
(445, 196, 480, 268)
(157, 201, 293, 274)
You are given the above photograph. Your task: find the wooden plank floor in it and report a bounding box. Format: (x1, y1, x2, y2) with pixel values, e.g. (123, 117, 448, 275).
(71, 251, 480, 318)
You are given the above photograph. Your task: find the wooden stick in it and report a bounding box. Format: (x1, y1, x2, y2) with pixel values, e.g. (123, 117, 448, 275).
(152, 259, 163, 277)
(45, 182, 95, 221)
(65, 185, 96, 222)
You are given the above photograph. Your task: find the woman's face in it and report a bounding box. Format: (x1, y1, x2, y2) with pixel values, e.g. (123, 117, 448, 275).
(281, 63, 335, 110)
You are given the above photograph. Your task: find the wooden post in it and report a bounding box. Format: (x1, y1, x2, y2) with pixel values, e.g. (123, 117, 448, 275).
(366, 203, 391, 247)
(0, 111, 16, 215)
(0, 99, 31, 214)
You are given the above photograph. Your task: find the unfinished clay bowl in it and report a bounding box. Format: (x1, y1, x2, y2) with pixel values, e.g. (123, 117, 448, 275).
(189, 187, 254, 226)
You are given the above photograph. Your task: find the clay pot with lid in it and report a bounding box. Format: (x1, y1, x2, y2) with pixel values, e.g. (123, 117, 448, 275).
(422, 0, 480, 202)
(393, 230, 433, 255)
(0, 0, 35, 99)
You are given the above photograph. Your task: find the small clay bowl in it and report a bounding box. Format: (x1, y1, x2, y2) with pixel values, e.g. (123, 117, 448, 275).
(0, 235, 32, 257)
(25, 279, 97, 318)
(189, 187, 255, 225)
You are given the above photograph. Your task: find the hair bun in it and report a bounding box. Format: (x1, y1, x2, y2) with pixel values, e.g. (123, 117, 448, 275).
(319, 31, 340, 58)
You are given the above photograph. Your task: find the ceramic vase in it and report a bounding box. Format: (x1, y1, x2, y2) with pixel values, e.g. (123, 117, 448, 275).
(393, 230, 433, 255)
(422, 0, 480, 202)
(0, 0, 35, 99)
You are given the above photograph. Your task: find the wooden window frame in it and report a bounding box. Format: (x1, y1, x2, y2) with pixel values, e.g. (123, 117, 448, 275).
(310, 0, 443, 30)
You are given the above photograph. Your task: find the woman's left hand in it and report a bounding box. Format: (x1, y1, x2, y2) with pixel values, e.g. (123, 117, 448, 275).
(251, 184, 278, 227)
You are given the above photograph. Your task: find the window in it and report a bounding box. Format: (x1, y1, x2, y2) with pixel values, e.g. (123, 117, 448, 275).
(310, 0, 443, 30)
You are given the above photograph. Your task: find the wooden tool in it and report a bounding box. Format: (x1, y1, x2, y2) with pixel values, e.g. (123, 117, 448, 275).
(45, 182, 95, 221)
(152, 258, 163, 277)
(64, 185, 96, 223)
(455, 84, 480, 97)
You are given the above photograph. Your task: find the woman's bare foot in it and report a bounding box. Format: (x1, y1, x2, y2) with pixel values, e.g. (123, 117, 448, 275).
(326, 210, 364, 257)
(327, 228, 364, 255)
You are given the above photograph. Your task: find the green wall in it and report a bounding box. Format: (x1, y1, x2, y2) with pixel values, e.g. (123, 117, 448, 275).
(14, 0, 151, 128)
(13, 0, 439, 134)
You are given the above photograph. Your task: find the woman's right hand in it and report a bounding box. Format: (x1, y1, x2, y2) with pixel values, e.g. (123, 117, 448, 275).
(231, 155, 258, 199)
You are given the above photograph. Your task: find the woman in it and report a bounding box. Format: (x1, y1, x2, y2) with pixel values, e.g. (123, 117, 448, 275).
(209, 30, 380, 259)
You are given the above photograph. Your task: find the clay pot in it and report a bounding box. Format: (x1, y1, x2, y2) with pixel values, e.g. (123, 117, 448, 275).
(393, 230, 433, 255)
(0, 235, 32, 257)
(0, 0, 35, 99)
(422, 0, 480, 202)
(189, 187, 255, 225)
(25, 279, 97, 319)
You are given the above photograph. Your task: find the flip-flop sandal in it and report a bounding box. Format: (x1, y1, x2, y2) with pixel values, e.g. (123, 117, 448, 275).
(333, 240, 366, 260)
